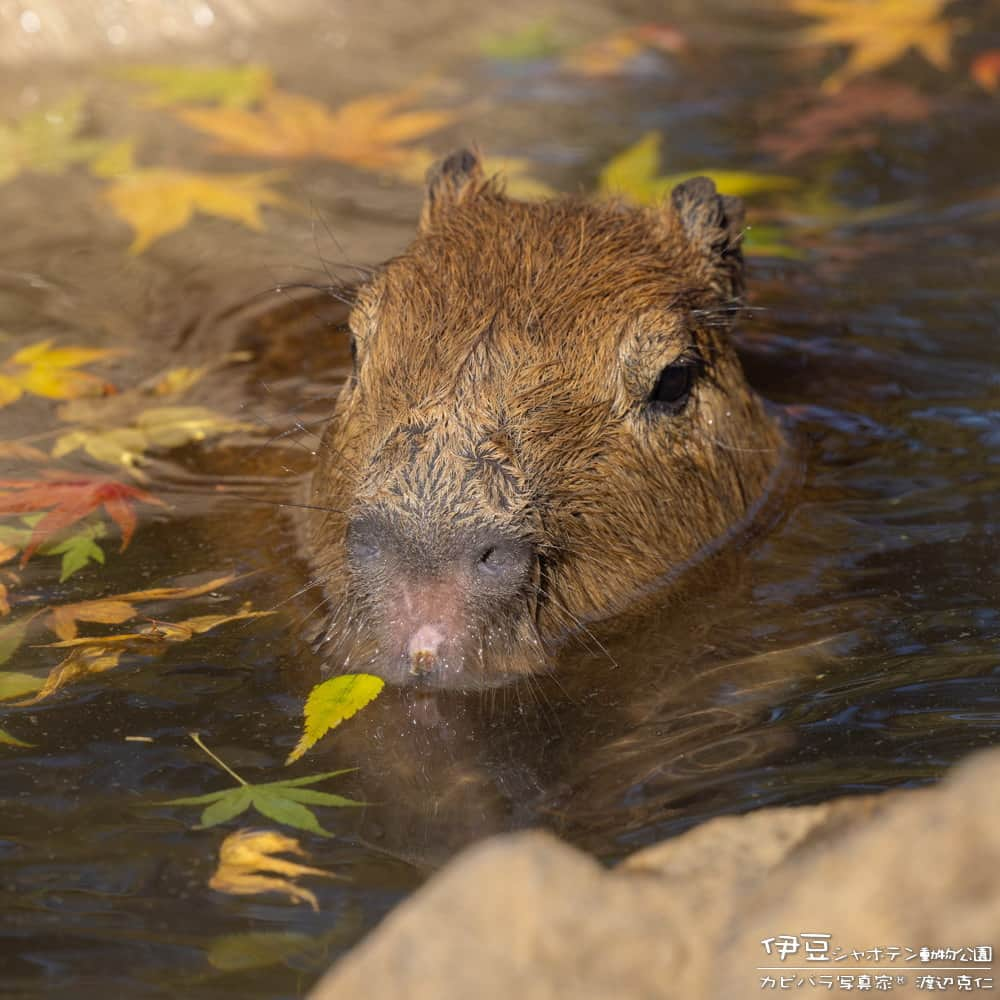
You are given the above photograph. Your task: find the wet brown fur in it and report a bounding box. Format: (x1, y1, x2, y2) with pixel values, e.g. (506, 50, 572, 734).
(302, 151, 785, 688)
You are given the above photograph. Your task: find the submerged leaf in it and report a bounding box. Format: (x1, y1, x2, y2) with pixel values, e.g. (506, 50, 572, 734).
(286, 673, 385, 764)
(0, 615, 31, 665)
(206, 931, 319, 972)
(208, 829, 337, 910)
(0, 671, 45, 701)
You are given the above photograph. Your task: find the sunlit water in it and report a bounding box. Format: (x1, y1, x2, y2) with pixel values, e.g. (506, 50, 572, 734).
(1, 1, 998, 996)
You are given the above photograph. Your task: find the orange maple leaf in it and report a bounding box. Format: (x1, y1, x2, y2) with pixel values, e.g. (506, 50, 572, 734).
(175, 87, 456, 181)
(0, 476, 164, 564)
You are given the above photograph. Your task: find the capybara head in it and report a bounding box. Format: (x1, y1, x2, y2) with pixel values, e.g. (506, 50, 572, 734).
(303, 149, 784, 688)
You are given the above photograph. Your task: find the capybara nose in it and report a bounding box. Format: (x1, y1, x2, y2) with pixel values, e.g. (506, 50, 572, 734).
(345, 513, 534, 600)
(466, 533, 534, 599)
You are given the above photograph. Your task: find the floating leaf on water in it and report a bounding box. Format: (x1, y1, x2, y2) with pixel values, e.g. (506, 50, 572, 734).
(0, 614, 34, 666)
(286, 673, 385, 764)
(13, 646, 124, 705)
(162, 734, 361, 837)
(479, 20, 563, 62)
(114, 64, 274, 108)
(0, 339, 119, 409)
(790, 0, 957, 93)
(598, 132, 797, 205)
(101, 167, 292, 254)
(971, 50, 1000, 92)
(0, 476, 164, 564)
(175, 87, 457, 182)
(54, 406, 256, 473)
(208, 829, 338, 911)
(0, 96, 112, 187)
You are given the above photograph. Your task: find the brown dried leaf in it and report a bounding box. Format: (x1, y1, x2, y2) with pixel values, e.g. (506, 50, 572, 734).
(48, 598, 136, 641)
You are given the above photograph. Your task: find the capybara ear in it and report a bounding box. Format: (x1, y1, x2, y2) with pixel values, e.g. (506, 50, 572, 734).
(669, 176, 746, 300)
(420, 148, 486, 232)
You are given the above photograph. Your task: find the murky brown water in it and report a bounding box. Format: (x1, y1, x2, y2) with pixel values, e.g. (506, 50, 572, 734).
(1, 1, 998, 996)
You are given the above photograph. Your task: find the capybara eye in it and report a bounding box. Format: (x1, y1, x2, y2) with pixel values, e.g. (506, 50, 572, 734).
(648, 362, 695, 413)
(349, 335, 358, 370)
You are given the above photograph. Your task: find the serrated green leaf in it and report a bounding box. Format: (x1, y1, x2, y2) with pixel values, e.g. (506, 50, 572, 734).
(278, 787, 364, 808)
(264, 768, 357, 789)
(286, 674, 385, 764)
(0, 671, 45, 700)
(248, 789, 331, 837)
(160, 789, 231, 806)
(199, 787, 254, 827)
(207, 931, 317, 972)
(0, 726, 34, 748)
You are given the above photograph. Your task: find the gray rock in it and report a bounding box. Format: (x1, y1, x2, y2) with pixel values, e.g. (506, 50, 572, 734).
(310, 748, 1000, 999)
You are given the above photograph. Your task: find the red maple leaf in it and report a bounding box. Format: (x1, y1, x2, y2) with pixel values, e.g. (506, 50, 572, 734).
(0, 475, 166, 564)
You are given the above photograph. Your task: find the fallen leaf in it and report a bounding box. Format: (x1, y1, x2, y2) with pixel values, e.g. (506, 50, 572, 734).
(102, 167, 291, 253)
(479, 20, 562, 62)
(175, 87, 457, 182)
(790, 0, 957, 93)
(0, 615, 31, 665)
(48, 596, 135, 641)
(54, 405, 256, 473)
(0, 582, 8, 616)
(0, 671, 45, 701)
(0, 339, 118, 408)
(112, 571, 238, 603)
(207, 931, 320, 972)
(0, 96, 110, 187)
(598, 132, 796, 204)
(563, 24, 685, 78)
(0, 727, 33, 748)
(286, 673, 385, 764)
(208, 829, 337, 911)
(0, 476, 164, 564)
(43, 521, 107, 581)
(14, 646, 123, 705)
(971, 50, 1000, 92)
(757, 81, 931, 162)
(483, 156, 555, 200)
(114, 64, 273, 108)
(162, 734, 360, 837)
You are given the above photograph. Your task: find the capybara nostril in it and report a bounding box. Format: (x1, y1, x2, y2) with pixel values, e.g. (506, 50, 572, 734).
(469, 536, 534, 598)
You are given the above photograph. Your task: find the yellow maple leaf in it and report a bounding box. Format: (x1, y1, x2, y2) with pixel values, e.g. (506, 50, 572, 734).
(175, 87, 457, 182)
(102, 166, 291, 253)
(209, 829, 335, 911)
(0, 96, 110, 187)
(54, 405, 257, 475)
(599, 132, 797, 204)
(0, 339, 119, 408)
(791, 0, 956, 92)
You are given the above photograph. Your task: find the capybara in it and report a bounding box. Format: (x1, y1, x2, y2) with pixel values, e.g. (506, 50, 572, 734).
(300, 149, 785, 688)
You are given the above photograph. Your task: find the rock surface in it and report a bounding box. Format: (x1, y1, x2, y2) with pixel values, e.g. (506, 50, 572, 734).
(310, 747, 1000, 999)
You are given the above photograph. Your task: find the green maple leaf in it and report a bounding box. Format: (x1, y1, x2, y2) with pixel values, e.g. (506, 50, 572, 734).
(160, 733, 361, 837)
(114, 64, 273, 108)
(38, 521, 107, 581)
(0, 96, 110, 187)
